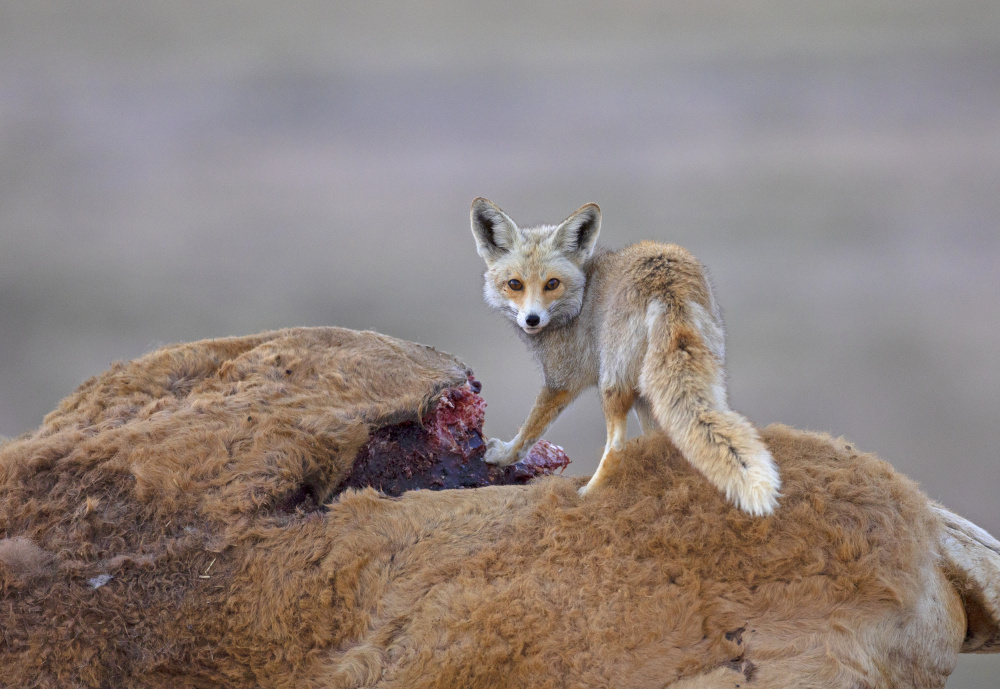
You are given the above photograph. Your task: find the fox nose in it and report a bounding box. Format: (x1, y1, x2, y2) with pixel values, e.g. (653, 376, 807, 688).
(525, 314, 541, 327)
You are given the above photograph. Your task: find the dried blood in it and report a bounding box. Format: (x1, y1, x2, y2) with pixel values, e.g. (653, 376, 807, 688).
(337, 376, 571, 497)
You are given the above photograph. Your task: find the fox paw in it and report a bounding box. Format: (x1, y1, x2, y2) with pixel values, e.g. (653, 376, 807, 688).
(483, 438, 519, 467)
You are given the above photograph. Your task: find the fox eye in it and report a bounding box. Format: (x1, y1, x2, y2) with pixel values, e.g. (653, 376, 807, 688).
(544, 278, 560, 291)
(507, 279, 523, 291)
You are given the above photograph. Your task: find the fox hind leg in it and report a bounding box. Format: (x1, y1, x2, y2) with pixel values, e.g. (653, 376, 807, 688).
(579, 387, 636, 496)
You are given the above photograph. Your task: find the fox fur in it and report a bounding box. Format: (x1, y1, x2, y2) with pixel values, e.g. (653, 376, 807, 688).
(470, 197, 781, 515)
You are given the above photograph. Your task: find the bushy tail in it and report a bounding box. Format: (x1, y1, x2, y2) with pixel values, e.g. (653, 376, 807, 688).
(640, 300, 780, 515)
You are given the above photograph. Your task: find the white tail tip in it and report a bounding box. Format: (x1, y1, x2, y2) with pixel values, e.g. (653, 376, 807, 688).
(724, 448, 781, 516)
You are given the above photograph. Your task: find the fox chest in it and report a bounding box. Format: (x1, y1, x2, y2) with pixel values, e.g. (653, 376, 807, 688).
(531, 332, 600, 392)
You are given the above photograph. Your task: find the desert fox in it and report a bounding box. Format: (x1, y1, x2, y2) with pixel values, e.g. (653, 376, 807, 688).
(470, 198, 780, 515)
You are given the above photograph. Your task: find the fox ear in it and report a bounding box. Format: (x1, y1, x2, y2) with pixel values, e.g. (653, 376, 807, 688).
(931, 503, 1000, 653)
(552, 203, 601, 264)
(471, 198, 519, 263)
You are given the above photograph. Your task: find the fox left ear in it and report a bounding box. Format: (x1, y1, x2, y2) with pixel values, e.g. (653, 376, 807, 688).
(552, 203, 601, 264)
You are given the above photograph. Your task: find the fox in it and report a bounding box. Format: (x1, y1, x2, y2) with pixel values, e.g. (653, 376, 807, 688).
(470, 197, 780, 516)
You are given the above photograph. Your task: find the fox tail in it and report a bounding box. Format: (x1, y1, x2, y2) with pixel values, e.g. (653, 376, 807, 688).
(639, 299, 780, 516)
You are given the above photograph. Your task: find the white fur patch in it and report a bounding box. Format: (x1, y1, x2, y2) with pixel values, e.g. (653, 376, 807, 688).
(645, 299, 667, 332)
(711, 381, 729, 410)
(686, 300, 725, 362)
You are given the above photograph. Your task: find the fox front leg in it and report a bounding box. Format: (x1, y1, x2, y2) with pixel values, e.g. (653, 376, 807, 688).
(484, 386, 578, 467)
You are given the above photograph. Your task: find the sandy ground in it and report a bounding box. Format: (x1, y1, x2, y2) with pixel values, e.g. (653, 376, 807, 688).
(1, 3, 998, 685)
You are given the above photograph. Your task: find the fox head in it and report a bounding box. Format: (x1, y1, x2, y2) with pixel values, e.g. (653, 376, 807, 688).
(470, 198, 601, 335)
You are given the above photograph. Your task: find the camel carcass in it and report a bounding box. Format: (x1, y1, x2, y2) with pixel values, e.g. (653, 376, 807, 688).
(0, 327, 996, 688)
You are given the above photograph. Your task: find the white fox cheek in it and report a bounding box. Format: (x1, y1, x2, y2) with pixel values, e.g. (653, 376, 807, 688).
(483, 284, 508, 309)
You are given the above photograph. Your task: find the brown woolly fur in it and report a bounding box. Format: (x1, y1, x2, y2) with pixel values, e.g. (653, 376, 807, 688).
(0, 327, 471, 688)
(312, 428, 961, 689)
(1, 327, 996, 688)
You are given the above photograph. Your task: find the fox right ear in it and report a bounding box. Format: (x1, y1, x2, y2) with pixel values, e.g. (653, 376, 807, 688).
(471, 198, 519, 263)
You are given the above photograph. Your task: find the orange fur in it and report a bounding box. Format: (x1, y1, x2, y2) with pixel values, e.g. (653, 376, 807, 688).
(0, 328, 996, 687)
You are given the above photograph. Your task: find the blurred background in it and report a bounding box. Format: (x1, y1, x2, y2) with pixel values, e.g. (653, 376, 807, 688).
(1, 3, 997, 683)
